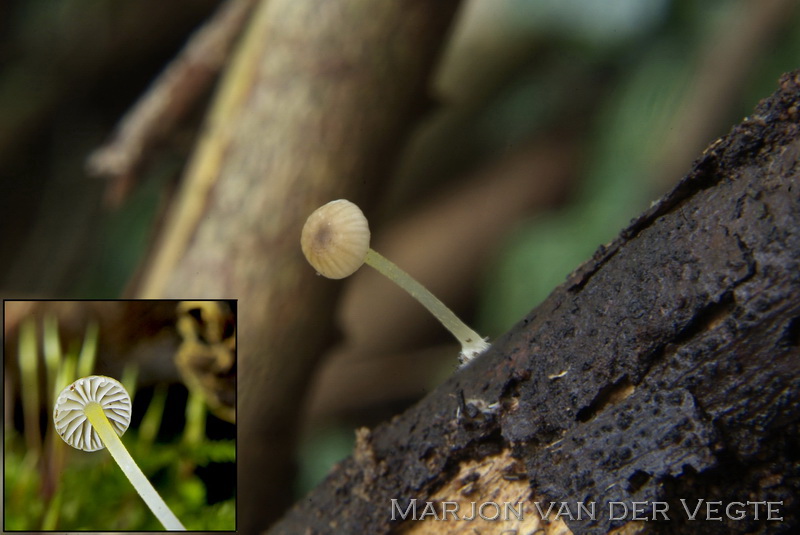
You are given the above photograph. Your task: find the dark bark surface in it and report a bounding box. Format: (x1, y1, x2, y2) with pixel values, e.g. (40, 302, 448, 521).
(269, 72, 800, 534)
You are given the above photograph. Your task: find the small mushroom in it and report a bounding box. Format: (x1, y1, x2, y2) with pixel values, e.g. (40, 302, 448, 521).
(301, 199, 490, 364)
(301, 198, 371, 279)
(53, 375, 186, 531)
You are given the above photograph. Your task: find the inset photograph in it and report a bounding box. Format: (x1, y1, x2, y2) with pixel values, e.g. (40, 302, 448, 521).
(3, 300, 236, 531)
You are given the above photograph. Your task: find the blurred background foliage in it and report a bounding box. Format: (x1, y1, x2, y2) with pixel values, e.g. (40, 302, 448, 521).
(3, 307, 235, 530)
(1, 0, 798, 516)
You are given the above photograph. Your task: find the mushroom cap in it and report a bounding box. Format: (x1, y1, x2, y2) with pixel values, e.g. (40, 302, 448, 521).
(301, 199, 371, 279)
(53, 375, 132, 452)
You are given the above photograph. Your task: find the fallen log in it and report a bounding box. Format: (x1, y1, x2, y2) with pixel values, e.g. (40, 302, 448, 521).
(269, 71, 800, 534)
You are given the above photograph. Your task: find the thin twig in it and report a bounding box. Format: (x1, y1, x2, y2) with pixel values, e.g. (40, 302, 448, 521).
(87, 0, 258, 206)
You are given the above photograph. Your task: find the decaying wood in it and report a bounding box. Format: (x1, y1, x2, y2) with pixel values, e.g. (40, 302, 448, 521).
(132, 0, 462, 530)
(268, 72, 800, 534)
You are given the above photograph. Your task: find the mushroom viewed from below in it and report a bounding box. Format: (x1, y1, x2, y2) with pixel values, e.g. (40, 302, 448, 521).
(53, 375, 186, 531)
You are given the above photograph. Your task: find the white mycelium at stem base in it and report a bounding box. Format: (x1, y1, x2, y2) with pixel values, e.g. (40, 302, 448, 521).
(53, 375, 186, 531)
(301, 199, 490, 364)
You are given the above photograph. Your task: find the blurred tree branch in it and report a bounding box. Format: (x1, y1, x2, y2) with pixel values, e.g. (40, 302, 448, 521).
(269, 72, 800, 534)
(131, 0, 461, 530)
(87, 0, 259, 206)
(0, 0, 220, 295)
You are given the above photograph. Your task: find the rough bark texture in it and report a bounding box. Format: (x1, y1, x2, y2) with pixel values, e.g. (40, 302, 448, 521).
(133, 0, 461, 531)
(268, 72, 800, 534)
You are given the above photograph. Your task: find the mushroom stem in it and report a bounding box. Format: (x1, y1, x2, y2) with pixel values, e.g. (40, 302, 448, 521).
(301, 199, 491, 364)
(84, 402, 186, 531)
(364, 248, 489, 363)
